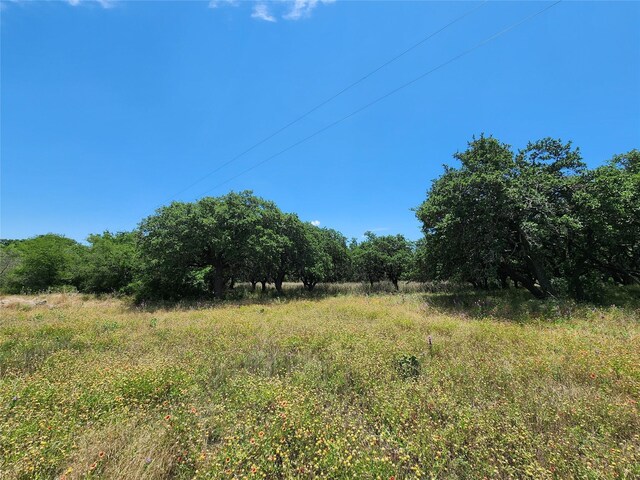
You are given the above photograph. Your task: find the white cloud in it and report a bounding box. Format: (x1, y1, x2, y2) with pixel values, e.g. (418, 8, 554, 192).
(251, 3, 276, 22)
(0, 0, 24, 10)
(311, 220, 321, 227)
(67, 0, 114, 8)
(208, 0, 238, 9)
(209, 1, 333, 22)
(283, 0, 334, 20)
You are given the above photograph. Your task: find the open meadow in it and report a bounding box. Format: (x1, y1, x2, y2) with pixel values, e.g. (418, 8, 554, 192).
(1, 287, 639, 479)
(3, 1, 639, 479)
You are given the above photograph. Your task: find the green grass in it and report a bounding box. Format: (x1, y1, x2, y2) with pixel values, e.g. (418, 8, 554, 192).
(0, 290, 638, 479)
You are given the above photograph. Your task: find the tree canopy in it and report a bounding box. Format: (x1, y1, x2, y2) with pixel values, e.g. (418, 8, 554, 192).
(351, 232, 413, 289)
(2, 139, 637, 302)
(0, 234, 79, 293)
(416, 136, 639, 299)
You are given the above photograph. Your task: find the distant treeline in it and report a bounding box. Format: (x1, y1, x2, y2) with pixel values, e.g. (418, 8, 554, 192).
(1, 136, 638, 301)
(0, 200, 413, 299)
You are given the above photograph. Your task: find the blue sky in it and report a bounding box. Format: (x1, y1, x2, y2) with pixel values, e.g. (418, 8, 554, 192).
(1, 0, 639, 243)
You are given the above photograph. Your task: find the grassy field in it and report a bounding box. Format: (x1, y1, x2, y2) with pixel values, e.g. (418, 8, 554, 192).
(0, 288, 639, 479)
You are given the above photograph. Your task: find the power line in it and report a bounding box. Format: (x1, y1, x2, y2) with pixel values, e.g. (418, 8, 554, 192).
(163, 1, 488, 203)
(196, 0, 562, 198)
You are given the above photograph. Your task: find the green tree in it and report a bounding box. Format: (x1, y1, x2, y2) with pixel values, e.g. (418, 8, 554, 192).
(266, 213, 307, 293)
(237, 210, 307, 293)
(297, 225, 351, 290)
(74, 231, 138, 293)
(416, 135, 585, 298)
(0, 243, 22, 291)
(352, 232, 413, 289)
(351, 233, 386, 287)
(318, 228, 351, 283)
(137, 191, 286, 299)
(416, 136, 514, 289)
(4, 234, 80, 293)
(375, 234, 414, 289)
(298, 223, 332, 291)
(574, 150, 640, 289)
(508, 138, 586, 297)
(408, 238, 431, 283)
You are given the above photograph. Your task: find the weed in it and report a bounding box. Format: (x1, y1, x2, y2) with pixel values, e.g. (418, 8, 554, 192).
(395, 354, 421, 380)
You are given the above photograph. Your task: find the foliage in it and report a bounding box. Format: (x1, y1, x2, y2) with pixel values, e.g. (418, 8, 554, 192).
(0, 244, 21, 291)
(136, 192, 352, 298)
(1, 141, 637, 302)
(137, 191, 284, 299)
(351, 233, 386, 286)
(573, 150, 640, 291)
(73, 231, 138, 294)
(395, 353, 421, 380)
(0, 234, 80, 293)
(263, 212, 308, 294)
(409, 238, 431, 282)
(298, 225, 350, 291)
(297, 223, 332, 291)
(352, 232, 414, 289)
(416, 136, 638, 300)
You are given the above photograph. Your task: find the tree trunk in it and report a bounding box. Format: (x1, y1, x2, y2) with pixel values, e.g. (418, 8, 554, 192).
(274, 274, 284, 293)
(525, 255, 555, 297)
(502, 264, 546, 299)
(517, 226, 556, 297)
(213, 271, 226, 299)
(570, 273, 586, 301)
(498, 267, 509, 289)
(207, 252, 228, 299)
(260, 280, 267, 292)
(250, 281, 257, 292)
(391, 278, 399, 290)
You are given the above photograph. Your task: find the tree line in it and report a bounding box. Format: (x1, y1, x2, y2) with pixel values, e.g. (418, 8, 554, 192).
(1, 136, 637, 301)
(0, 194, 414, 299)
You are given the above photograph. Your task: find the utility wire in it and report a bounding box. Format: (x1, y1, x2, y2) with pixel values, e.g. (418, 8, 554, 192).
(163, 1, 488, 203)
(196, 0, 562, 198)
